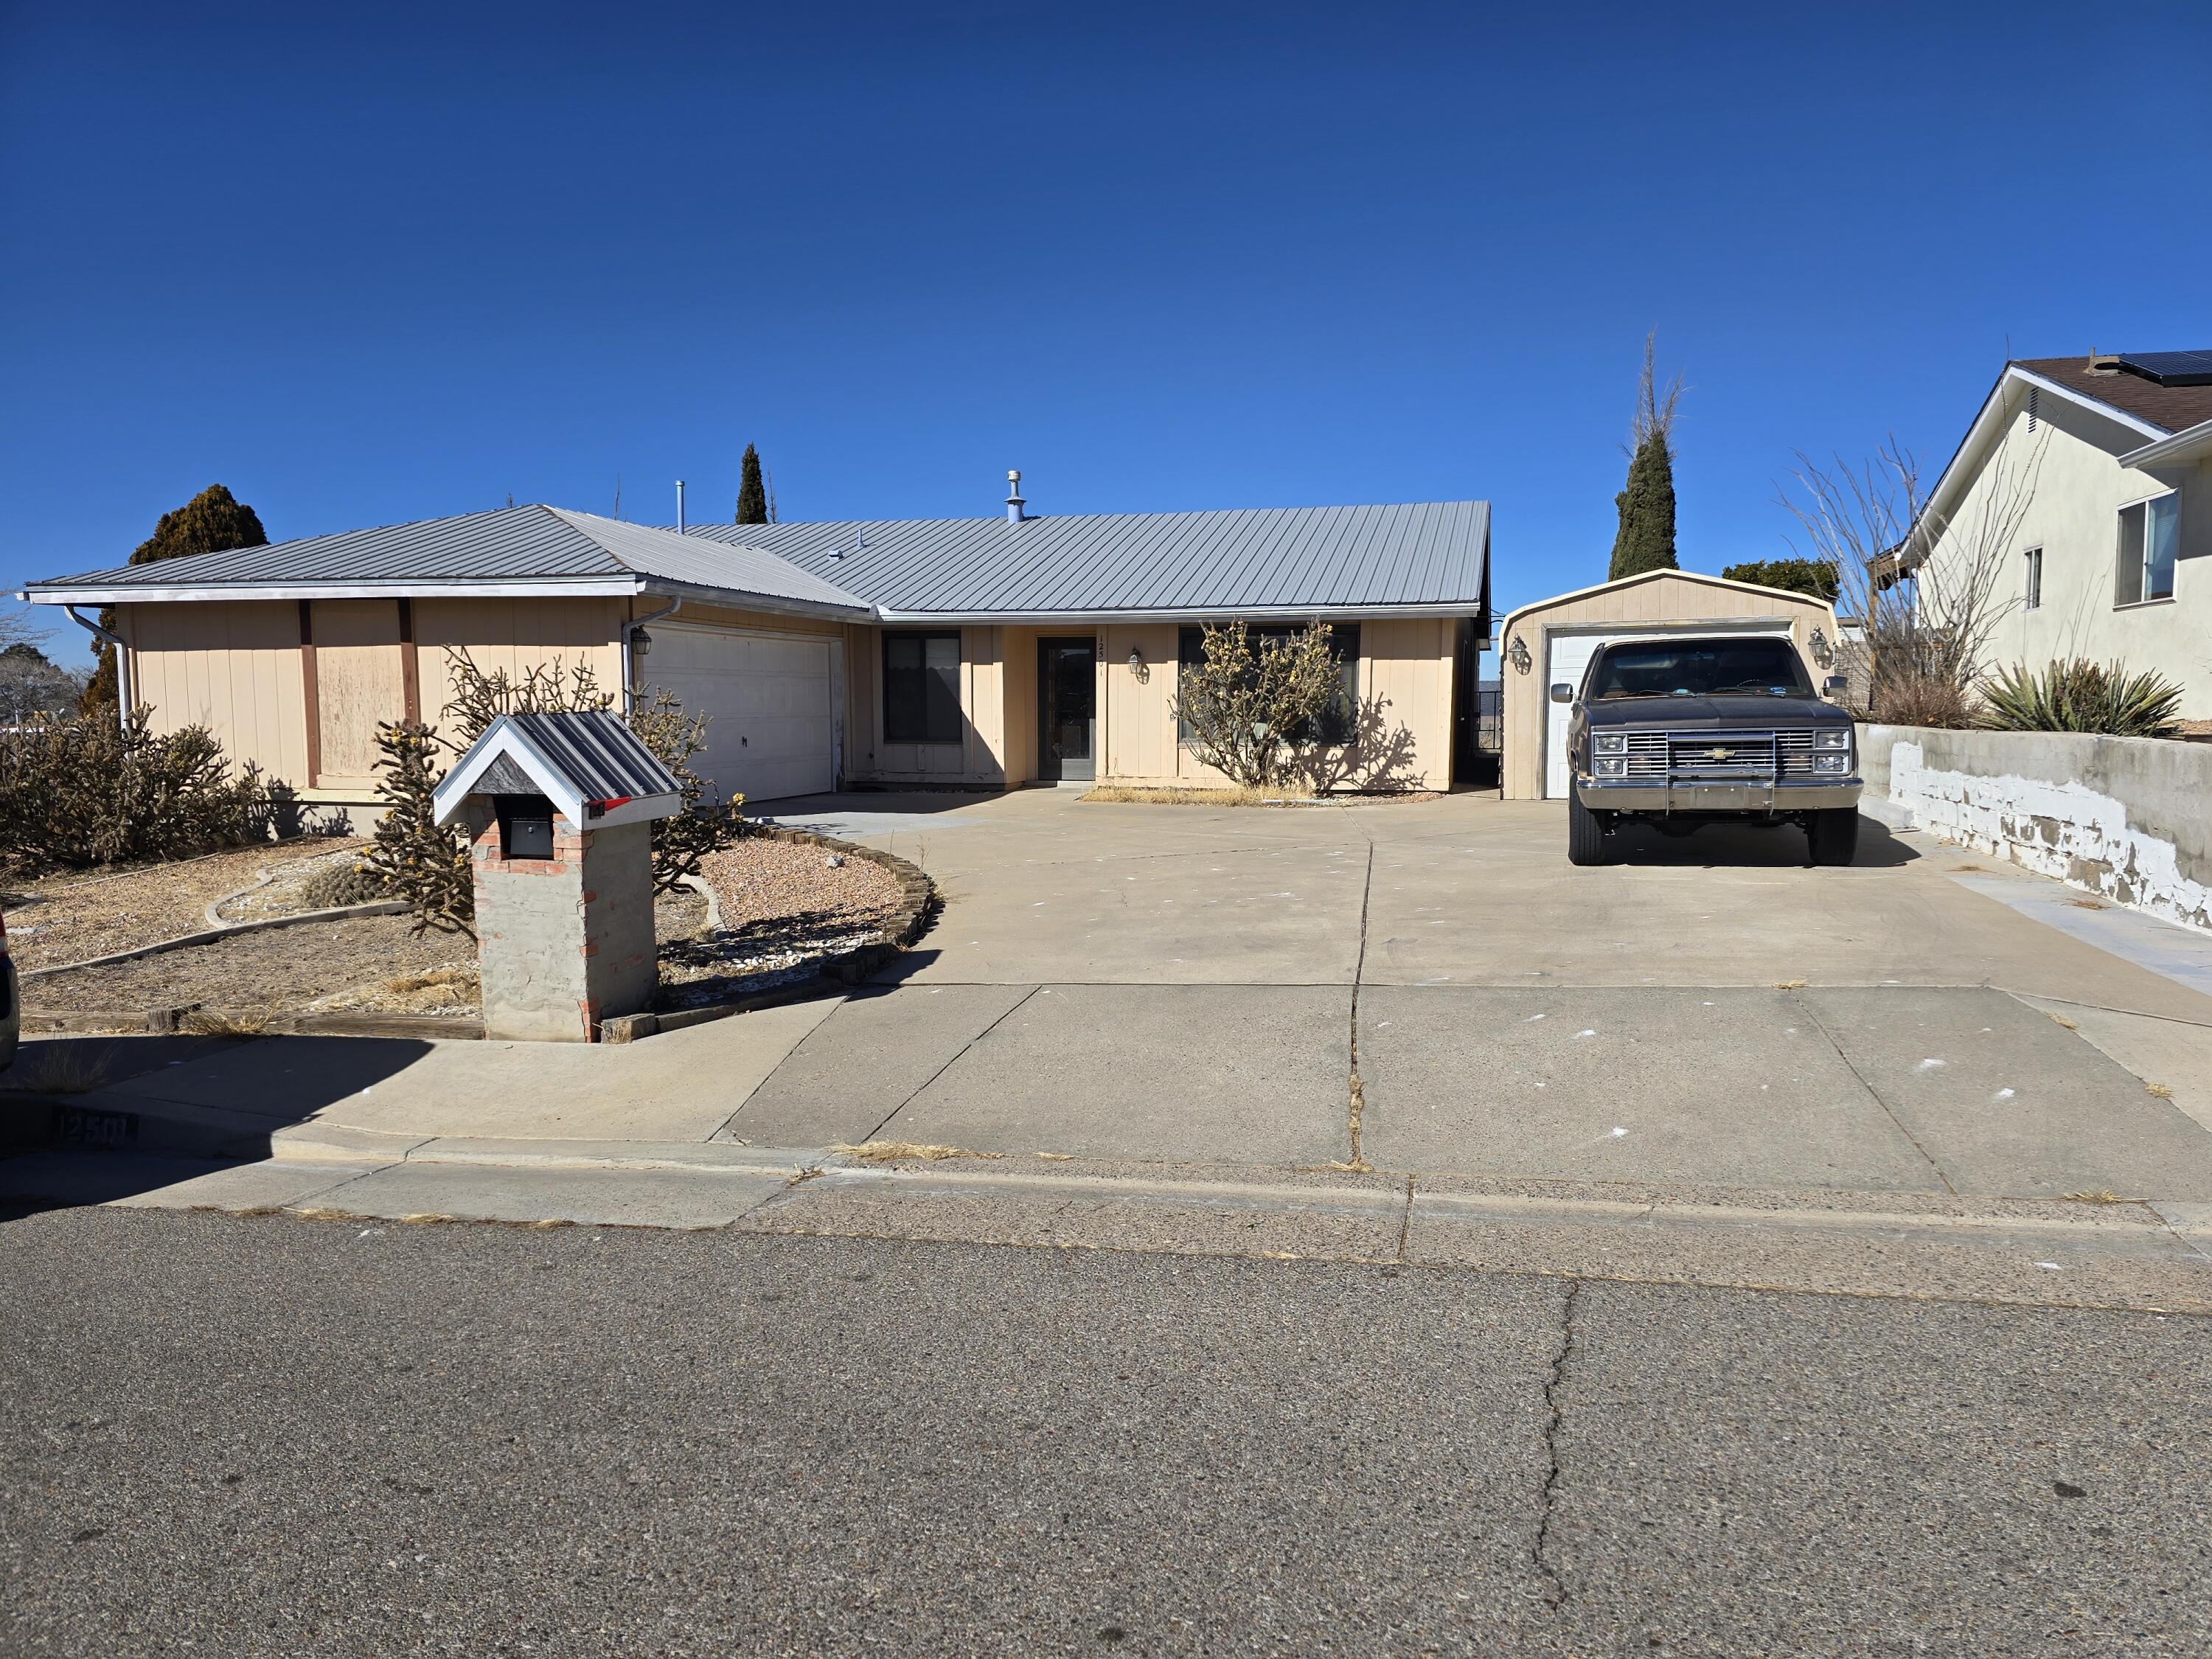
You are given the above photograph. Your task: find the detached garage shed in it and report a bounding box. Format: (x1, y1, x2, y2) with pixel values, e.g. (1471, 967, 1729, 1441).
(1498, 571, 1840, 800)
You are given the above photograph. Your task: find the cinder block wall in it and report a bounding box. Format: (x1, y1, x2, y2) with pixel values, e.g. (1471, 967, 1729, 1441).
(1859, 723, 2212, 933)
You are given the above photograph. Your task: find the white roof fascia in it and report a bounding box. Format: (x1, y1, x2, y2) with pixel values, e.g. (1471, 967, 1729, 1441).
(20, 579, 648, 605)
(17, 574, 876, 622)
(1905, 366, 2166, 564)
(871, 602, 1481, 625)
(2119, 416, 2212, 470)
(431, 721, 681, 830)
(1499, 568, 1832, 635)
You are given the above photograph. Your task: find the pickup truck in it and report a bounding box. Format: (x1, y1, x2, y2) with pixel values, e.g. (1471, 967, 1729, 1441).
(1553, 634, 1861, 867)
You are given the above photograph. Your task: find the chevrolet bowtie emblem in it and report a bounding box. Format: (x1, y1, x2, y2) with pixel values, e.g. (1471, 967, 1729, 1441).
(1706, 746, 1735, 761)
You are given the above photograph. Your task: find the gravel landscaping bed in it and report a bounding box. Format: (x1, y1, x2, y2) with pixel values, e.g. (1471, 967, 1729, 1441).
(658, 838, 907, 1007)
(1, 838, 366, 972)
(212, 841, 380, 922)
(16, 834, 911, 1026)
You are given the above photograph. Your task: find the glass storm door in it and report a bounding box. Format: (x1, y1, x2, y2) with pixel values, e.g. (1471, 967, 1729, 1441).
(1038, 638, 1096, 782)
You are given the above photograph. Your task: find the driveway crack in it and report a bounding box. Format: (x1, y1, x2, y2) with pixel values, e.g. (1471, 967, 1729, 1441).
(1797, 993, 1959, 1197)
(1343, 844, 1377, 1171)
(858, 984, 1045, 1144)
(1534, 1277, 1582, 1610)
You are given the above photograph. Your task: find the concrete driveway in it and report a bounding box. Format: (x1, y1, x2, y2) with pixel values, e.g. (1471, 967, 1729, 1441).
(21, 788, 2212, 1211)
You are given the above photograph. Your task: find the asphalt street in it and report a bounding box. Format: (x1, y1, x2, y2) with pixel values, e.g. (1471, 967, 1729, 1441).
(4, 1206, 2205, 1657)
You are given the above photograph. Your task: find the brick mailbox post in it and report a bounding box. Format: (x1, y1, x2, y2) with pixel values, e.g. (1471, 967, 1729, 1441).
(431, 712, 683, 1042)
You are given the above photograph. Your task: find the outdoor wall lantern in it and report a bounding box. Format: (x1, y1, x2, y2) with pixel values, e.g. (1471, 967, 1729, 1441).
(1508, 633, 1531, 675)
(1127, 644, 1149, 684)
(1809, 625, 1832, 667)
(632, 629, 653, 658)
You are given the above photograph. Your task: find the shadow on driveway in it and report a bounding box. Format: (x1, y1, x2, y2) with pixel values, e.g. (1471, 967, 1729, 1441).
(1605, 814, 1919, 869)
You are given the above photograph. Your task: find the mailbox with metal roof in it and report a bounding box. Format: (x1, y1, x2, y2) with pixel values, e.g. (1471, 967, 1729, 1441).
(432, 710, 683, 832)
(436, 711, 683, 1042)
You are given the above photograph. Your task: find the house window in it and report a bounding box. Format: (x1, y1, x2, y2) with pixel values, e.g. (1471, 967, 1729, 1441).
(2023, 546, 2042, 611)
(2115, 494, 2179, 606)
(1175, 622, 1360, 744)
(883, 631, 961, 743)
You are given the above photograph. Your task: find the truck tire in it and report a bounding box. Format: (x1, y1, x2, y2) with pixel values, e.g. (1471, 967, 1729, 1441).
(1567, 793, 1609, 866)
(1807, 808, 1860, 867)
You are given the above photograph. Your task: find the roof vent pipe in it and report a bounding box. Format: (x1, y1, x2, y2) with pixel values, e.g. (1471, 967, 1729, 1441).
(676, 479, 687, 534)
(1006, 470, 1027, 523)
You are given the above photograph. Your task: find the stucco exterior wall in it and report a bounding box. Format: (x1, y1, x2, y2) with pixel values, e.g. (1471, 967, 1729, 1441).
(1860, 723, 2212, 933)
(1498, 574, 1838, 799)
(1922, 386, 2212, 717)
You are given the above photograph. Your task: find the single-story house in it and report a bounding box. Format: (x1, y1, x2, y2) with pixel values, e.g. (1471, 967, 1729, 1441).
(1495, 570, 1840, 799)
(1905, 349, 2212, 718)
(20, 488, 1491, 813)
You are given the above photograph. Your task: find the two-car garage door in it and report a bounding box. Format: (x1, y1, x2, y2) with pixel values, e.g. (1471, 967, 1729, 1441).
(642, 624, 838, 805)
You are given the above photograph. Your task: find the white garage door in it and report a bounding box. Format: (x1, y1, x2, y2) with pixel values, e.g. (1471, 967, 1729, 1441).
(644, 625, 837, 805)
(1541, 627, 1791, 799)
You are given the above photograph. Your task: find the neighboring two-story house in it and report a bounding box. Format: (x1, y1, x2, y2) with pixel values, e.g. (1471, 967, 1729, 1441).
(1906, 350, 2212, 719)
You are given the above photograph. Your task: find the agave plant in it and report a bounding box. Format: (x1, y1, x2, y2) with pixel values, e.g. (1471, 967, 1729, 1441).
(1979, 658, 2185, 738)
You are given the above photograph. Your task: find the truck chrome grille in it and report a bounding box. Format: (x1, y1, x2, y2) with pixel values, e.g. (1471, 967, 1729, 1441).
(1604, 728, 1832, 782)
(1664, 731, 1776, 776)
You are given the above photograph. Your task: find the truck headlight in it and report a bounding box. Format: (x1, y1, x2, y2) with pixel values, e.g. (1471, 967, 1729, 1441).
(1595, 757, 1627, 777)
(1593, 734, 1627, 756)
(1812, 728, 1849, 751)
(1814, 753, 1846, 774)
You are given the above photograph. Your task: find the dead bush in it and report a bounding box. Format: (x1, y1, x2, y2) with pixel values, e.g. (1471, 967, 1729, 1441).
(0, 708, 307, 880)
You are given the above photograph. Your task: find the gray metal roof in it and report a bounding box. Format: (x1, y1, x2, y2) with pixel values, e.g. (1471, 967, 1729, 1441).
(432, 710, 684, 831)
(24, 498, 1490, 622)
(678, 501, 1490, 619)
(21, 504, 872, 616)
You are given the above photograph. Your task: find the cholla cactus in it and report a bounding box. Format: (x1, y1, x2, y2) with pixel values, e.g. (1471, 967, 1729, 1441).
(364, 720, 475, 938)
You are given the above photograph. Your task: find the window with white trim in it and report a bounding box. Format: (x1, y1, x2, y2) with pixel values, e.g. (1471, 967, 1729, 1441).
(2115, 494, 2179, 606)
(2023, 546, 2042, 611)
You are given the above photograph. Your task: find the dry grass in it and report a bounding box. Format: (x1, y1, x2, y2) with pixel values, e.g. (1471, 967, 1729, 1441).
(1082, 785, 1279, 807)
(383, 966, 476, 995)
(2062, 1189, 2128, 1205)
(0, 1041, 122, 1096)
(2065, 897, 2107, 911)
(1773, 979, 1807, 991)
(832, 1141, 1007, 1164)
(2048, 1012, 2079, 1030)
(2147, 1081, 2174, 1099)
(1081, 784, 1439, 808)
(1034, 1151, 1074, 1161)
(182, 1001, 284, 1039)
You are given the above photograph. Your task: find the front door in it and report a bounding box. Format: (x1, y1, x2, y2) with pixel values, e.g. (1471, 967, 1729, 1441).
(1037, 637, 1096, 782)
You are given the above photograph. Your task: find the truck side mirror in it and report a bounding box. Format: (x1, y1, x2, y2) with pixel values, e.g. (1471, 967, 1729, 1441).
(1823, 675, 1848, 697)
(1548, 683, 1573, 704)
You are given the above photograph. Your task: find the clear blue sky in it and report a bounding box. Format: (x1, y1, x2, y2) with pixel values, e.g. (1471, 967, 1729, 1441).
(4, 1, 2208, 658)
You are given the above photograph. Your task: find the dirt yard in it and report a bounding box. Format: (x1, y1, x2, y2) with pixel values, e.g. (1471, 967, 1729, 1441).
(1, 838, 371, 972)
(13, 833, 911, 1023)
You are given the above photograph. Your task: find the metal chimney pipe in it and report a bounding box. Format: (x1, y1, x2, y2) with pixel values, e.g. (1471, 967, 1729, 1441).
(1006, 469, 1026, 523)
(676, 480, 686, 533)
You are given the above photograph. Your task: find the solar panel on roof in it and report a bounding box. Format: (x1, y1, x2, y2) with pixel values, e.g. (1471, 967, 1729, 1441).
(2117, 350, 2212, 387)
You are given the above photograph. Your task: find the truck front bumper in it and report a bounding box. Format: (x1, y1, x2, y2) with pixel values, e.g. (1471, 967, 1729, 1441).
(1575, 777, 1863, 813)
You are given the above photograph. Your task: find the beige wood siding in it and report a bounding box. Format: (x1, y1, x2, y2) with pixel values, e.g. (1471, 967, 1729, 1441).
(125, 601, 310, 785)
(846, 623, 1015, 785)
(310, 599, 410, 785)
(414, 596, 626, 726)
(1498, 573, 1839, 799)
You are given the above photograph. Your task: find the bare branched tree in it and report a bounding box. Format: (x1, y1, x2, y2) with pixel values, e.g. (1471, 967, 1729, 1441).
(1775, 427, 2045, 726)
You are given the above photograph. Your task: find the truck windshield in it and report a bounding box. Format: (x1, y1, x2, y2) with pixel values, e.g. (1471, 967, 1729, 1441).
(1587, 639, 1812, 699)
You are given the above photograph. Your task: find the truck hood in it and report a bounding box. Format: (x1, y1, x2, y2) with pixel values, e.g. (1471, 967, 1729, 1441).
(1584, 695, 1850, 731)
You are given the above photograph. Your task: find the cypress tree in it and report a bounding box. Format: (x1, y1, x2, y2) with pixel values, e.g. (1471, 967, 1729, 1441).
(735, 445, 768, 525)
(82, 484, 268, 714)
(1607, 335, 1682, 581)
